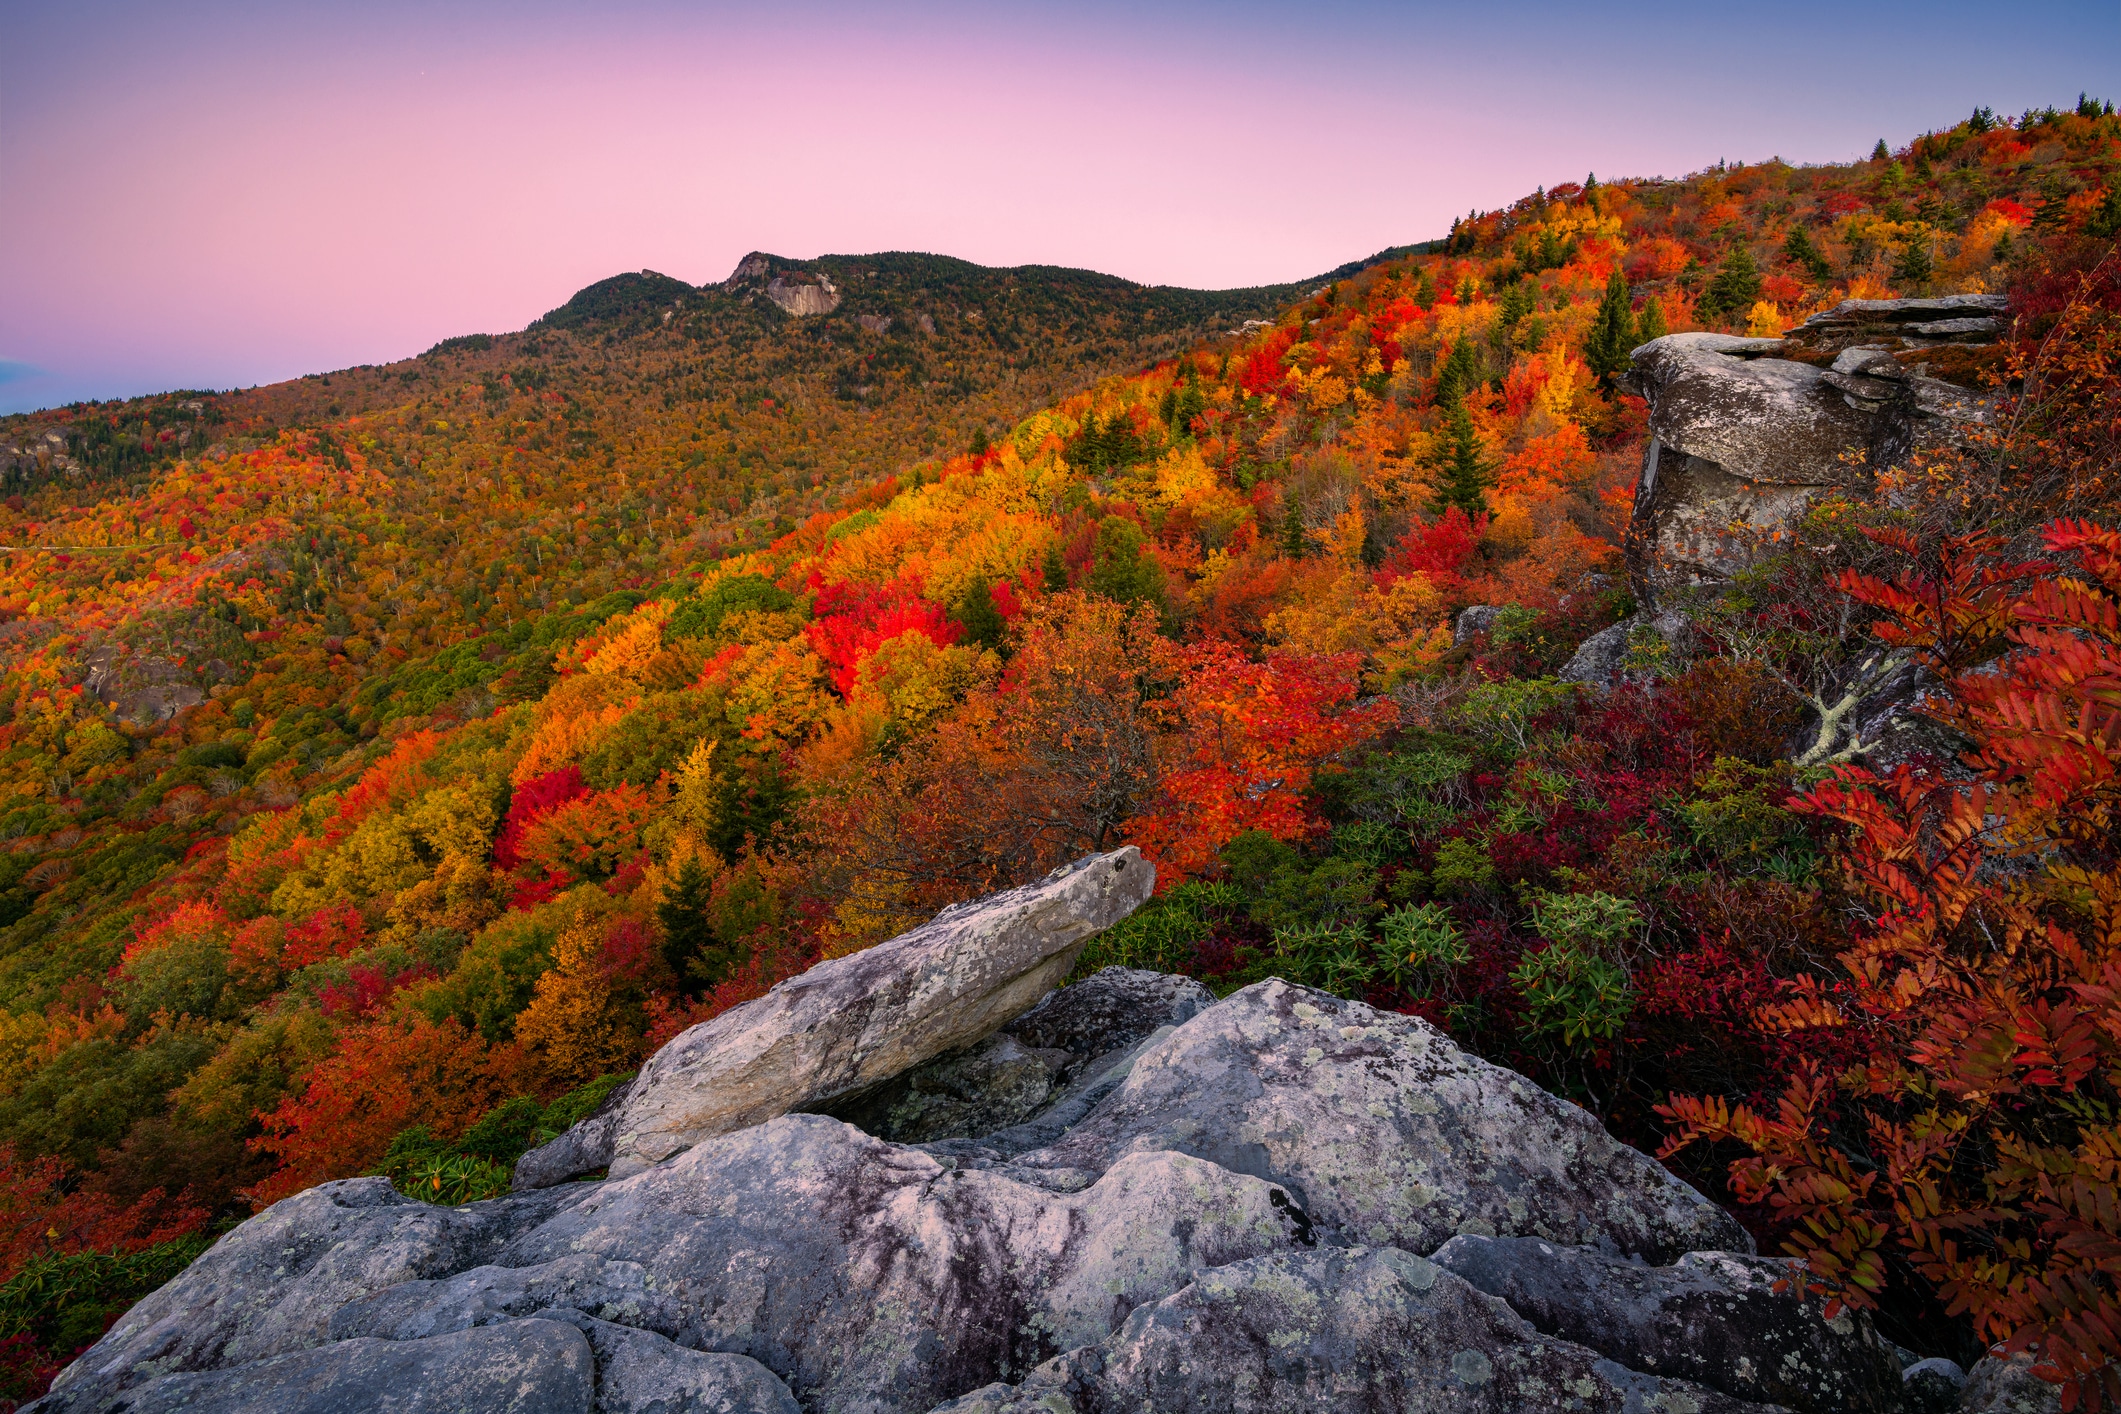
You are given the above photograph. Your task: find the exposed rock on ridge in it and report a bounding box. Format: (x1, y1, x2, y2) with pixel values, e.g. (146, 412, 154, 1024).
(37, 854, 1933, 1414)
(1624, 295, 2004, 607)
(517, 848, 1153, 1186)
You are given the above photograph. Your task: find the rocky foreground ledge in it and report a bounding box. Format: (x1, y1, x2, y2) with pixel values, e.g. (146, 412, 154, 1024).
(32, 851, 2042, 1412)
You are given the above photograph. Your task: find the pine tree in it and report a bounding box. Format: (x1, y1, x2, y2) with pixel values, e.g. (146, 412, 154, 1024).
(1634, 295, 1669, 345)
(969, 426, 990, 457)
(2087, 186, 2121, 240)
(1279, 496, 1307, 559)
(656, 857, 718, 996)
(1583, 269, 1636, 385)
(1871, 139, 1891, 162)
(1414, 267, 1437, 310)
(1042, 541, 1070, 594)
(1433, 338, 1480, 406)
(1893, 235, 1935, 291)
(956, 581, 1005, 651)
(1699, 248, 1762, 326)
(1430, 400, 1492, 519)
(1783, 225, 1832, 283)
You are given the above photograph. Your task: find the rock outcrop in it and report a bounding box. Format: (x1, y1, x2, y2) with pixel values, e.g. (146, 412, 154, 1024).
(935, 1247, 1775, 1414)
(1432, 1234, 1904, 1412)
(996, 978, 1745, 1263)
(1624, 295, 2004, 607)
(39, 854, 1934, 1414)
(517, 848, 1153, 1185)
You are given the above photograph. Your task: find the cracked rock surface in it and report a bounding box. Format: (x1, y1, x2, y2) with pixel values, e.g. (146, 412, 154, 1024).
(32, 855, 1923, 1414)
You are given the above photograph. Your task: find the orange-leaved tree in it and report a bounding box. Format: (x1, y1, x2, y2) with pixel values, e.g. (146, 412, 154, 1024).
(1128, 643, 1394, 881)
(1660, 518, 2121, 1406)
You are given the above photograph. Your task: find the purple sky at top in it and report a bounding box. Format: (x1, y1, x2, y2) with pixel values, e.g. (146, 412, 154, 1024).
(2, 0, 2114, 414)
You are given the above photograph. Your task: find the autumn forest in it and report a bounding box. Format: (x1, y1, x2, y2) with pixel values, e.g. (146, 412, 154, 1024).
(2, 100, 2120, 1405)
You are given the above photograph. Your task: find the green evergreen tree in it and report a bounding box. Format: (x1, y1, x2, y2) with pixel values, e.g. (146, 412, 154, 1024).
(1871, 139, 1892, 162)
(1042, 541, 1070, 594)
(956, 581, 1005, 651)
(2087, 186, 2121, 240)
(969, 426, 990, 457)
(1433, 338, 1480, 406)
(1086, 517, 1164, 608)
(1414, 267, 1438, 310)
(1430, 400, 1492, 519)
(1583, 268, 1636, 385)
(1634, 295, 1669, 345)
(1279, 495, 1307, 559)
(1783, 225, 1833, 283)
(657, 857, 719, 997)
(1497, 281, 1535, 333)
(1699, 247, 1762, 326)
(1893, 234, 1935, 291)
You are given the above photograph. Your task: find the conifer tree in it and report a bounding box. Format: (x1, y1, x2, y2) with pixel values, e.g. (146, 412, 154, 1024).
(1279, 496, 1307, 559)
(1634, 295, 1669, 345)
(1699, 248, 1762, 326)
(1042, 542, 1070, 594)
(1414, 267, 1437, 310)
(1433, 338, 1480, 406)
(657, 858, 718, 996)
(956, 581, 1005, 651)
(1871, 139, 1891, 161)
(1893, 234, 1935, 291)
(1584, 269, 1636, 385)
(1430, 400, 1491, 518)
(1783, 225, 1832, 283)
(969, 426, 989, 457)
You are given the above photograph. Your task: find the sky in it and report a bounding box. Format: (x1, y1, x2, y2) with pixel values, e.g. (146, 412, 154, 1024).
(1, 0, 2115, 415)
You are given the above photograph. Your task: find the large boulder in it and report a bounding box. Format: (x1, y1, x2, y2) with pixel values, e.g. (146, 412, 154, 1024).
(40, 1177, 582, 1397)
(1624, 299, 2001, 608)
(519, 848, 1154, 1186)
(1000, 978, 1747, 1263)
(31, 1319, 597, 1414)
(929, 1246, 1776, 1414)
(1432, 1234, 1904, 1412)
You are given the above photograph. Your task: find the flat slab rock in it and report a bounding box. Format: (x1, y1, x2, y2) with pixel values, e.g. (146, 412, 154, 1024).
(518, 849, 1155, 1186)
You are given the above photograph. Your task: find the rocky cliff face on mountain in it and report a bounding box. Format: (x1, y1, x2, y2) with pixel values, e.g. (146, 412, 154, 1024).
(28, 847, 2037, 1414)
(1622, 295, 2006, 608)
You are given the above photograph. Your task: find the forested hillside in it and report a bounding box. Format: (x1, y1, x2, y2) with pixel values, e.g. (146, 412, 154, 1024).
(3, 100, 2119, 1405)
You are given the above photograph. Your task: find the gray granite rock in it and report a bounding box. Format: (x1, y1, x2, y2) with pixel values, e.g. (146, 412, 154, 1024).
(38, 1177, 582, 1404)
(514, 1075, 634, 1190)
(1004, 966, 1214, 1060)
(1900, 1355, 1968, 1414)
(518, 849, 1154, 1185)
(1557, 610, 1693, 687)
(1432, 1234, 1902, 1412)
(32, 1319, 594, 1414)
(1003, 979, 1748, 1263)
(928, 1246, 1777, 1414)
(1960, 1352, 2065, 1413)
(1453, 603, 1508, 648)
(530, 1311, 801, 1414)
(827, 968, 1215, 1145)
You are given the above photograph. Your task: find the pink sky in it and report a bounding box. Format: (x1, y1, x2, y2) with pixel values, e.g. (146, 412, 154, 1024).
(3, 0, 2114, 412)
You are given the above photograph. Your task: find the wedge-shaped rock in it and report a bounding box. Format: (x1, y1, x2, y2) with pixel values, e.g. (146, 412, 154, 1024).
(39, 1177, 581, 1406)
(550, 848, 1152, 1182)
(1007, 979, 1747, 1262)
(31, 1319, 595, 1414)
(1433, 1234, 1903, 1412)
(930, 1246, 1778, 1413)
